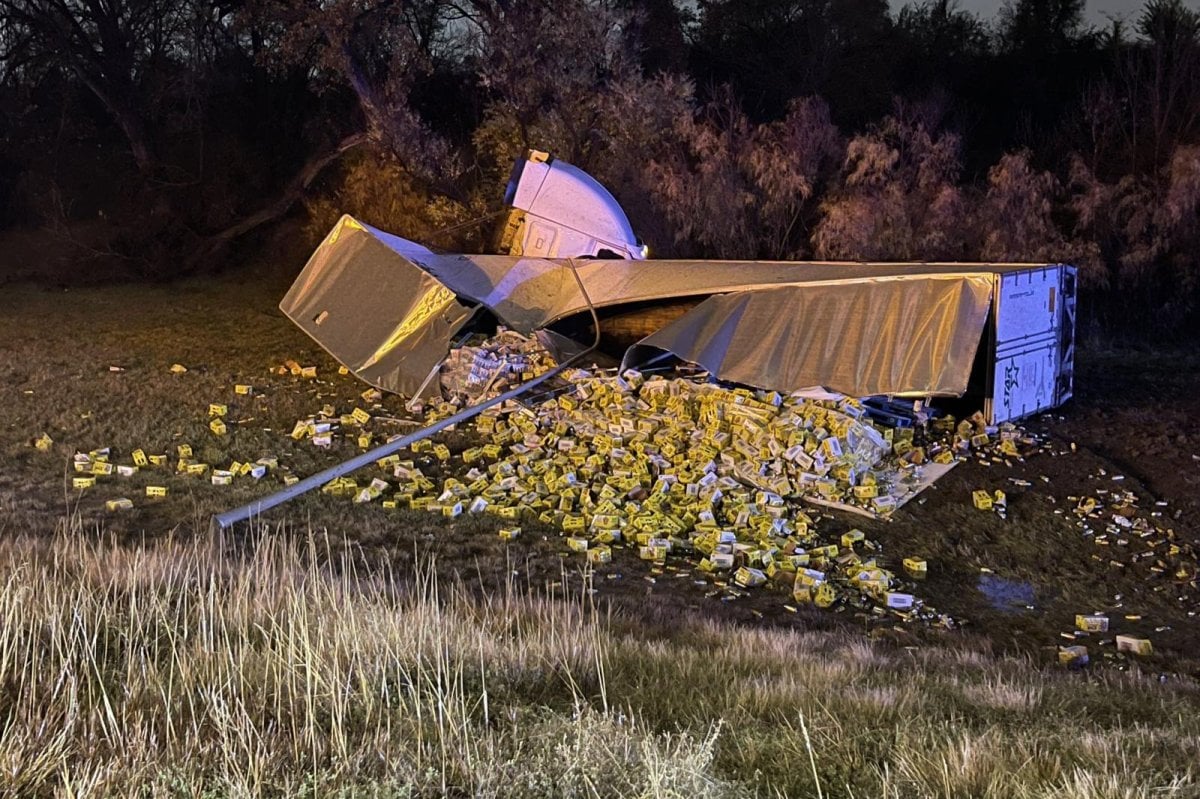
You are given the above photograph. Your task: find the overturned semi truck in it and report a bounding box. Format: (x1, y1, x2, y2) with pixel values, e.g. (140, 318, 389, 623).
(282, 150, 1075, 426)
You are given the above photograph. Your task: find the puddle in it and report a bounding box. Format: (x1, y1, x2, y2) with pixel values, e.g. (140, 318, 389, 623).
(977, 574, 1037, 613)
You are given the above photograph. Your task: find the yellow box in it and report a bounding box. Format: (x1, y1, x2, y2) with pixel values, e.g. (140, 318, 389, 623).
(351, 407, 371, 425)
(734, 567, 766, 588)
(91, 461, 114, 476)
(186, 463, 208, 476)
(147, 454, 167, 467)
(813, 583, 837, 608)
(300, 366, 317, 378)
(499, 527, 521, 541)
(566, 536, 589, 553)
(1075, 614, 1109, 633)
(105, 498, 134, 511)
(1058, 645, 1089, 665)
(902, 558, 928, 577)
(72, 476, 96, 489)
(131, 449, 148, 467)
(1115, 635, 1152, 656)
(146, 485, 168, 498)
(177, 444, 193, 459)
(587, 545, 612, 565)
(810, 544, 839, 559)
(433, 443, 451, 461)
(972, 490, 993, 511)
(841, 529, 865, 549)
(234, 384, 254, 395)
(209, 419, 227, 436)
(208, 403, 228, 417)
(35, 433, 53, 451)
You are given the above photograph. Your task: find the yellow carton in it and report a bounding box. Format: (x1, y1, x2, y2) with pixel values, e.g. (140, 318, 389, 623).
(499, 527, 521, 541)
(1075, 614, 1109, 633)
(813, 583, 837, 608)
(35, 433, 53, 451)
(105, 498, 134, 511)
(132, 449, 148, 467)
(72, 476, 96, 489)
(1115, 635, 1152, 656)
(734, 567, 767, 588)
(1058, 645, 1089, 666)
(351, 407, 371, 425)
(972, 490, 993, 511)
(234, 384, 254, 395)
(587, 545, 612, 565)
(177, 444, 193, 459)
(146, 485, 168, 498)
(209, 403, 228, 417)
(209, 419, 227, 436)
(841, 529, 865, 548)
(903, 558, 928, 577)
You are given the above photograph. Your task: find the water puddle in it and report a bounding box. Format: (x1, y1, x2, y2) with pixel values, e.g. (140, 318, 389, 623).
(977, 574, 1037, 613)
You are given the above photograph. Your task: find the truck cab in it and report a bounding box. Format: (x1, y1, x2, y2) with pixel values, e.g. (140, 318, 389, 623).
(494, 150, 646, 260)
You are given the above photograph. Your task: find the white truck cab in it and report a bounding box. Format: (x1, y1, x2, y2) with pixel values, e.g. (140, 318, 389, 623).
(495, 150, 646, 260)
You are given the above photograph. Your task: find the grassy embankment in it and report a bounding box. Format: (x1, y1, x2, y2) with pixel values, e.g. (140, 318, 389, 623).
(1, 521, 1198, 797)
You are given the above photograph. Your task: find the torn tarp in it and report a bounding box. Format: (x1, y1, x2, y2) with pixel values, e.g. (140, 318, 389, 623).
(282, 215, 1043, 399)
(623, 277, 992, 398)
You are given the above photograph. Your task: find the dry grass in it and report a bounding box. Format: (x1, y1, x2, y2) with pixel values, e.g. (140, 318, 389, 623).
(3, 276, 1200, 796)
(0, 519, 1197, 797)
(0, 519, 740, 798)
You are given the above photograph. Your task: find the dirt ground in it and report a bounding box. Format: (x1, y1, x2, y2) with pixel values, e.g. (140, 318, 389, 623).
(1, 269, 1197, 676)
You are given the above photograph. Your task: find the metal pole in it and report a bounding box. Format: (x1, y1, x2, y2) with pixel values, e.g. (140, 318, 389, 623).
(213, 258, 600, 531)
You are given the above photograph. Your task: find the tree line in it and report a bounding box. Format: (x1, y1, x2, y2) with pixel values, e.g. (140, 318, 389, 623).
(1, 0, 1198, 334)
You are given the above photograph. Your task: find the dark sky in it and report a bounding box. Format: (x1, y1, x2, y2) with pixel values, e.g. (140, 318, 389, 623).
(889, 0, 1200, 26)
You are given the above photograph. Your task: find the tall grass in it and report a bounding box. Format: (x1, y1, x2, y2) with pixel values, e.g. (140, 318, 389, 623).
(0, 524, 735, 798)
(0, 521, 1197, 797)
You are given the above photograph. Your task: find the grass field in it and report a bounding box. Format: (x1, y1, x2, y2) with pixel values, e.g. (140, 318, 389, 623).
(1, 270, 1199, 796)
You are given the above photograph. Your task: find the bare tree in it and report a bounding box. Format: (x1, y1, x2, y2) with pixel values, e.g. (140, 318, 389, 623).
(646, 92, 842, 259)
(0, 0, 197, 173)
(812, 105, 968, 261)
